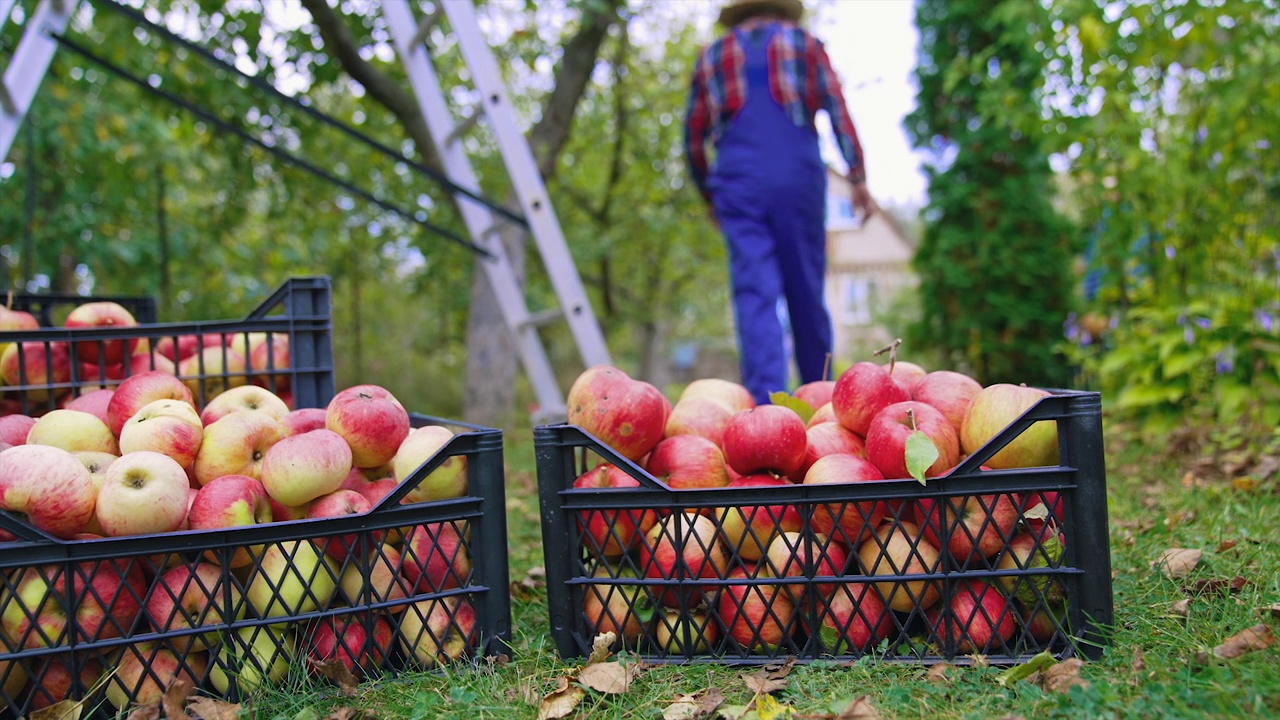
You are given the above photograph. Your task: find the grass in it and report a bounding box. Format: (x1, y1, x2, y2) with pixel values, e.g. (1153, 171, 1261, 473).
(249, 419, 1280, 720)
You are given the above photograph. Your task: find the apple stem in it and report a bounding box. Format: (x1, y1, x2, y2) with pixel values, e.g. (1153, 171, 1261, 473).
(906, 408, 917, 432)
(872, 338, 902, 375)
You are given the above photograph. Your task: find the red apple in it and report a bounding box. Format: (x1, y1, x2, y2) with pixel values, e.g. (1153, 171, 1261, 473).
(567, 365, 669, 463)
(911, 370, 983, 436)
(864, 401, 960, 480)
(638, 512, 728, 608)
(248, 333, 292, 394)
(280, 407, 327, 436)
(104, 643, 205, 710)
(402, 521, 472, 593)
(721, 405, 807, 476)
(793, 380, 836, 410)
(307, 489, 377, 561)
(155, 333, 222, 363)
(63, 302, 139, 365)
(928, 580, 1016, 654)
(716, 566, 796, 652)
(393, 425, 467, 503)
(663, 396, 734, 447)
(651, 609, 719, 655)
(64, 388, 114, 426)
(144, 562, 244, 653)
(960, 384, 1059, 469)
(199, 385, 290, 426)
(178, 346, 247, 405)
(326, 384, 410, 468)
(269, 496, 313, 522)
(259, 428, 352, 507)
(995, 529, 1066, 607)
(802, 454, 886, 548)
(106, 371, 195, 437)
(918, 491, 1021, 565)
(808, 581, 894, 653)
(885, 360, 928, 395)
(573, 463, 657, 557)
(0, 340, 73, 403)
(678, 378, 755, 414)
(790, 421, 866, 482)
(96, 451, 191, 537)
(716, 475, 803, 562)
(26, 408, 119, 455)
(761, 530, 850, 600)
(187, 473, 272, 567)
(398, 596, 476, 669)
(339, 464, 399, 508)
(0, 415, 35, 445)
(24, 656, 100, 712)
(339, 544, 413, 609)
(0, 444, 97, 538)
(806, 402, 837, 428)
(307, 612, 393, 677)
(582, 566, 647, 648)
(857, 521, 942, 612)
(645, 434, 730, 489)
(118, 399, 204, 468)
(192, 410, 284, 486)
(831, 361, 909, 436)
(127, 350, 177, 377)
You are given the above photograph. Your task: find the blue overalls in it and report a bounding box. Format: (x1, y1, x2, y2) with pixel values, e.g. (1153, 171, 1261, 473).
(707, 23, 833, 405)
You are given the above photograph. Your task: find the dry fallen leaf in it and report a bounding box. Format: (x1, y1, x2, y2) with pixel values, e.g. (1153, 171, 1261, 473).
(1188, 576, 1249, 596)
(186, 697, 243, 720)
(754, 693, 794, 720)
(1152, 548, 1202, 578)
(1217, 539, 1239, 552)
(1039, 658, 1089, 693)
(1132, 647, 1146, 673)
(926, 663, 952, 685)
(161, 678, 195, 720)
(1171, 598, 1193, 617)
(324, 709, 358, 720)
(122, 702, 161, 720)
(588, 632, 617, 665)
(27, 699, 84, 720)
(539, 676, 586, 720)
(742, 661, 794, 696)
(1257, 603, 1280, 621)
(1213, 623, 1275, 660)
(307, 657, 360, 697)
(1232, 477, 1257, 492)
(520, 679, 542, 705)
(664, 688, 725, 720)
(835, 695, 882, 719)
(578, 660, 643, 695)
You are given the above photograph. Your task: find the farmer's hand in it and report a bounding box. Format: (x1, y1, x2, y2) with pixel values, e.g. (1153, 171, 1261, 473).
(852, 180, 875, 220)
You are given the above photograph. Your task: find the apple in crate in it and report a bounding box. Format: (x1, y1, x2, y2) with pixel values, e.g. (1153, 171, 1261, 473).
(127, 350, 177, 377)
(393, 425, 467, 502)
(118, 399, 204, 468)
(567, 365, 669, 462)
(105, 643, 206, 710)
(960, 383, 1059, 469)
(809, 581, 894, 653)
(762, 531, 850, 599)
(0, 304, 39, 344)
(0, 444, 97, 539)
(26, 408, 119, 455)
(802, 453, 886, 548)
(403, 521, 472, 592)
(245, 540, 339, 618)
(716, 475, 803, 562)
(857, 521, 942, 612)
(24, 656, 100, 713)
(0, 415, 35, 446)
(155, 333, 221, 364)
(789, 421, 866, 482)
(340, 544, 413, 610)
(928, 580, 1016, 654)
(307, 489, 377, 561)
(64, 388, 114, 427)
(188, 474, 272, 567)
(831, 361, 910, 437)
(210, 624, 294, 694)
(865, 401, 959, 480)
(663, 395, 734, 447)
(327, 384, 410, 468)
(638, 512, 728, 609)
(280, 407, 327, 436)
(652, 609, 719, 655)
(582, 566, 646, 647)
(260, 428, 352, 507)
(918, 490, 1020, 564)
(995, 528, 1066, 606)
(199, 385, 290, 425)
(96, 451, 191, 537)
(63, 302, 138, 365)
(178, 346, 247, 404)
(307, 612, 393, 677)
(192, 410, 283, 485)
(646, 434, 730, 489)
(249, 333, 292, 393)
(911, 370, 983, 436)
(573, 463, 656, 557)
(399, 596, 477, 669)
(721, 405, 807, 476)
(678, 378, 754, 414)
(716, 566, 796, 652)
(0, 340, 73, 402)
(106, 371, 195, 436)
(340, 465, 399, 508)
(144, 562, 245, 653)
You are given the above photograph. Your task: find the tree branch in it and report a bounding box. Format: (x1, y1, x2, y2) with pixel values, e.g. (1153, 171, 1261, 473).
(596, 18, 631, 223)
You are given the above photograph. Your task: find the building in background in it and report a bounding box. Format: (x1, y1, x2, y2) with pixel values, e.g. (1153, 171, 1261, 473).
(824, 168, 918, 364)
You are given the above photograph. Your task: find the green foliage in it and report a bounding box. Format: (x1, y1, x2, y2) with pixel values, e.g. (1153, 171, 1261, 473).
(906, 0, 1077, 388)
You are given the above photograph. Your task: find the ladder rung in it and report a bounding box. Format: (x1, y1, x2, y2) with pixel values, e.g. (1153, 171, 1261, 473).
(409, 8, 443, 49)
(520, 308, 565, 329)
(444, 100, 485, 147)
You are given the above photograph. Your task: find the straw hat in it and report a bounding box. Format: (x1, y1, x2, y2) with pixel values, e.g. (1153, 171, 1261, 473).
(717, 0, 804, 27)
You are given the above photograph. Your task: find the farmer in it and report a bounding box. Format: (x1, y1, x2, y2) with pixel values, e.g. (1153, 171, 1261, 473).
(684, 0, 873, 404)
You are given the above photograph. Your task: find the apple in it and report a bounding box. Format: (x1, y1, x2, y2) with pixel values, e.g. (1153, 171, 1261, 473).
(831, 361, 910, 436)
(225, 332, 267, 368)
(155, 334, 221, 364)
(645, 434, 730, 489)
(248, 333, 292, 393)
(717, 566, 795, 652)
(127, 350, 178, 377)
(918, 491, 1020, 565)
(0, 340, 73, 403)
(637, 512, 728, 608)
(0, 306, 40, 353)
(402, 521, 472, 593)
(245, 540, 339, 618)
(856, 521, 942, 612)
(721, 405, 807, 476)
(809, 581, 894, 653)
(651, 609, 719, 655)
(807, 402, 838, 428)
(793, 380, 836, 410)
(64, 388, 115, 426)
(106, 371, 195, 437)
(25, 409, 119, 455)
(95, 451, 190, 537)
(928, 580, 1016, 654)
(566, 366, 670, 463)
(118, 399, 204, 467)
(210, 624, 293, 694)
(0, 415, 35, 445)
(0, 444, 97, 538)
(716, 475, 803, 562)
(582, 566, 647, 647)
(0, 659, 27, 708)
(199, 384, 290, 426)
(339, 464, 398, 507)
(192, 410, 284, 486)
(393, 425, 467, 503)
(911, 370, 983, 436)
(864, 401, 960, 480)
(187, 474, 272, 567)
(573, 463, 657, 558)
(398, 596, 476, 669)
(761, 531, 850, 599)
(178, 345, 248, 405)
(802, 454, 886, 548)
(307, 612, 393, 678)
(663, 396, 734, 447)
(995, 529, 1066, 607)
(258, 428, 352, 508)
(307, 490, 376, 561)
(270, 497, 313, 522)
(885, 360, 928, 395)
(63, 302, 139, 365)
(105, 643, 206, 710)
(677, 378, 755, 414)
(1021, 600, 1067, 644)
(960, 384, 1059, 469)
(790, 421, 866, 482)
(144, 562, 245, 653)
(326, 384, 411, 468)
(24, 655, 100, 712)
(280, 407, 327, 436)
(339, 544, 413, 609)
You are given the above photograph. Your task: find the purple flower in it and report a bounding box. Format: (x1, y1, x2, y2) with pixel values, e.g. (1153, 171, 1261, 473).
(1194, 317, 1211, 329)
(1216, 351, 1234, 375)
(1109, 314, 1119, 330)
(1184, 326, 1195, 345)
(1259, 311, 1275, 333)
(1166, 244, 1176, 259)
(1198, 126, 1208, 142)
(1259, 140, 1271, 150)
(1081, 331, 1093, 347)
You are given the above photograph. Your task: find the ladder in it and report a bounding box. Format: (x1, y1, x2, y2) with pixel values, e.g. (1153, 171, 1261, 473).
(0, 0, 612, 420)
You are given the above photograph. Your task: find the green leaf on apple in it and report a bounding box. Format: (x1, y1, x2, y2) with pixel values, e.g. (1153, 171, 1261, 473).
(819, 623, 841, 651)
(768, 392, 815, 425)
(905, 431, 939, 485)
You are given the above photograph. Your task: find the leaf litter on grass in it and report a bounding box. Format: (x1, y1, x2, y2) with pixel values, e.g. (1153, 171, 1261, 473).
(1213, 623, 1275, 659)
(1152, 548, 1202, 577)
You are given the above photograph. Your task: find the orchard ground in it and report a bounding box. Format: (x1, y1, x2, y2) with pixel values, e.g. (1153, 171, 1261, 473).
(249, 416, 1280, 720)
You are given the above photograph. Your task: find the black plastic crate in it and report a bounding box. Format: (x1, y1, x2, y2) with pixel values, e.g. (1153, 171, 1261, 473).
(0, 278, 513, 716)
(4, 291, 159, 327)
(534, 389, 1111, 666)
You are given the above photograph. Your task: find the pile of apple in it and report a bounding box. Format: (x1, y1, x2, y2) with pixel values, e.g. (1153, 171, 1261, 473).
(0, 306, 479, 712)
(566, 361, 1068, 658)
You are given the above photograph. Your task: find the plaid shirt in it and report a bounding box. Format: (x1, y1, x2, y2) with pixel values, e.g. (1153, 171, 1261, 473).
(684, 19, 867, 202)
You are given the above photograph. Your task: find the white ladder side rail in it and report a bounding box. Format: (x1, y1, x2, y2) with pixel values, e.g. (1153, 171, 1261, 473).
(384, 1, 569, 418)
(0, 0, 76, 161)
(1, 1, 20, 35)
(442, 0, 612, 369)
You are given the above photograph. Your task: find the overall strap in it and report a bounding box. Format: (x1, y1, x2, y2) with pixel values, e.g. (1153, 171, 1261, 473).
(733, 23, 779, 88)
